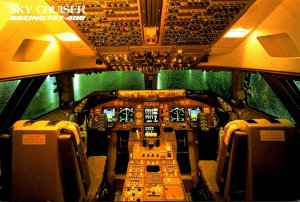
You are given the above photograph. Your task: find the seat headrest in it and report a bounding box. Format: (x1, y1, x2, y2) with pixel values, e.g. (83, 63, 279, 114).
(13, 120, 81, 145)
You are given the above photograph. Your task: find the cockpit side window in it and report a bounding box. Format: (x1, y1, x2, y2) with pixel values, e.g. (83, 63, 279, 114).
(294, 80, 300, 90)
(0, 79, 20, 114)
(247, 73, 294, 123)
(21, 76, 59, 119)
(73, 71, 145, 101)
(157, 70, 232, 99)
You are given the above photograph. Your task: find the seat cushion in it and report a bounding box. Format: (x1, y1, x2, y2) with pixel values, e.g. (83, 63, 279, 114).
(198, 160, 219, 193)
(87, 156, 107, 201)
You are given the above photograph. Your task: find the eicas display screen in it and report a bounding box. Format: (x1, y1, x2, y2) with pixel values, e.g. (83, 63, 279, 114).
(102, 107, 116, 122)
(144, 107, 159, 123)
(188, 107, 201, 122)
(170, 107, 185, 122)
(118, 107, 134, 122)
(144, 126, 160, 137)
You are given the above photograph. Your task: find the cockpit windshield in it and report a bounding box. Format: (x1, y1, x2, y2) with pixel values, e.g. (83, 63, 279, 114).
(0, 80, 20, 114)
(73, 71, 145, 101)
(158, 70, 232, 99)
(0, 71, 295, 124)
(248, 73, 294, 123)
(21, 76, 59, 119)
(295, 80, 300, 91)
(72, 70, 232, 100)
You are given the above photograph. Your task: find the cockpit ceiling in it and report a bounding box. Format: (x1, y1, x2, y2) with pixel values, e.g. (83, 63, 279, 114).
(47, 0, 255, 73)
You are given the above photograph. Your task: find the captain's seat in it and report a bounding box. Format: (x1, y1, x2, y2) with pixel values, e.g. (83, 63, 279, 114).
(10, 120, 106, 201)
(198, 119, 300, 201)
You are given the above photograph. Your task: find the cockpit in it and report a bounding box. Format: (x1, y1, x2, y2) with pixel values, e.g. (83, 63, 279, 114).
(0, 0, 300, 200)
(1, 70, 299, 201)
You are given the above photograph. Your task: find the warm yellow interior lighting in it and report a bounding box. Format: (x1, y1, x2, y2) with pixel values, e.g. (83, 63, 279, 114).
(55, 32, 80, 42)
(224, 28, 251, 38)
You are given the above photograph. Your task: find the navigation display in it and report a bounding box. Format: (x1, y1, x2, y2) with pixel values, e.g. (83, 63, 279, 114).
(188, 107, 201, 122)
(144, 107, 159, 123)
(170, 107, 185, 122)
(103, 107, 116, 122)
(118, 107, 134, 122)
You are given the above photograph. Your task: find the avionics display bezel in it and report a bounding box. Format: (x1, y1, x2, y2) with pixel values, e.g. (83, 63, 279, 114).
(102, 107, 117, 122)
(170, 106, 185, 122)
(144, 126, 160, 137)
(187, 107, 201, 122)
(144, 107, 159, 123)
(118, 107, 134, 123)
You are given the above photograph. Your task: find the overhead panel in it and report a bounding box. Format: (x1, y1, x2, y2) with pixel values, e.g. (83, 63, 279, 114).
(49, 0, 143, 47)
(140, 0, 162, 45)
(47, 0, 255, 73)
(159, 0, 255, 46)
(98, 46, 134, 71)
(140, 0, 163, 27)
(129, 46, 174, 72)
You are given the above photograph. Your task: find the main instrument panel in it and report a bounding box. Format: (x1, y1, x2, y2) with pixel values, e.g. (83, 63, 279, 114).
(75, 89, 255, 126)
(88, 97, 218, 131)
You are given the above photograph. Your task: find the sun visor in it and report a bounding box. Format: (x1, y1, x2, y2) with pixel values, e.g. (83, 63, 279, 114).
(12, 39, 50, 62)
(257, 33, 300, 57)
